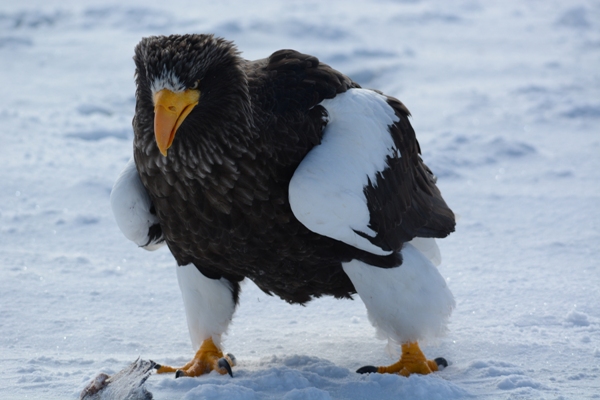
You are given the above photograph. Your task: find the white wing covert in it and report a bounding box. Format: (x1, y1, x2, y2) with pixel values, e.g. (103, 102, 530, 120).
(289, 89, 400, 256)
(110, 157, 165, 251)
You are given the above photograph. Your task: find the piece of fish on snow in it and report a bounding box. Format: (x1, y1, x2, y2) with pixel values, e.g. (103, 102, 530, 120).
(80, 358, 155, 400)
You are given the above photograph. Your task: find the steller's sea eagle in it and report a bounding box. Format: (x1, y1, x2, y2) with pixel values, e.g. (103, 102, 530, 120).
(111, 34, 456, 378)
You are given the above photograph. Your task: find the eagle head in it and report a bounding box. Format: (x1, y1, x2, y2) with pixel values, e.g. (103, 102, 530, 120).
(133, 34, 252, 158)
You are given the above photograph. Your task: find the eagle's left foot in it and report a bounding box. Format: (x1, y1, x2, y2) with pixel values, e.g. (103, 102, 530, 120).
(357, 342, 446, 377)
(155, 338, 236, 378)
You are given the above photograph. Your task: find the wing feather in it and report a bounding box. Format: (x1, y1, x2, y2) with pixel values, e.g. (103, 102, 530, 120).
(289, 88, 455, 258)
(289, 89, 399, 255)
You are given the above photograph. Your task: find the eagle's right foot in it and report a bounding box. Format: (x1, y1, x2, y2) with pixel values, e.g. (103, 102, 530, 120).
(155, 338, 236, 378)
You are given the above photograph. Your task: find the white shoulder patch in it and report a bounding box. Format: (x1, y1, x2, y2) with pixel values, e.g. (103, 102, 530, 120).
(110, 157, 164, 251)
(289, 89, 399, 256)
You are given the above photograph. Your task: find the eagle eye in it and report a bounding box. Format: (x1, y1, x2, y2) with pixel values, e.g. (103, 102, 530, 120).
(189, 80, 200, 90)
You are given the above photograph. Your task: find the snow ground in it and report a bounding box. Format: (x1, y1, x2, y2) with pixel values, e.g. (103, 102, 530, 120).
(1, 0, 599, 398)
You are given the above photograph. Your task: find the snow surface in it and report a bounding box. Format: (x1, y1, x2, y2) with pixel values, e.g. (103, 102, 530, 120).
(1, 0, 599, 398)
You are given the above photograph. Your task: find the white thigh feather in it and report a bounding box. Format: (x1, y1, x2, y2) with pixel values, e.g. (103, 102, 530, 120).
(343, 243, 454, 344)
(176, 264, 237, 350)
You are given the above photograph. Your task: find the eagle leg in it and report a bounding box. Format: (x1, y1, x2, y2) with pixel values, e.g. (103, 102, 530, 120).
(155, 337, 236, 378)
(357, 342, 446, 376)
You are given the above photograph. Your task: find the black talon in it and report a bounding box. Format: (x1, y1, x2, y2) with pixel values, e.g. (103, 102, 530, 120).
(226, 353, 237, 367)
(434, 357, 448, 369)
(218, 357, 233, 377)
(150, 360, 161, 370)
(356, 365, 378, 374)
(175, 369, 186, 379)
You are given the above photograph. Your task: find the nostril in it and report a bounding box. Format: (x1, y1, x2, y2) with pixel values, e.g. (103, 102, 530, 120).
(168, 106, 177, 112)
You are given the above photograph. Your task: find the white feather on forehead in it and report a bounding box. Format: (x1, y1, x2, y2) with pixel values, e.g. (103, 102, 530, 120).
(150, 67, 186, 93)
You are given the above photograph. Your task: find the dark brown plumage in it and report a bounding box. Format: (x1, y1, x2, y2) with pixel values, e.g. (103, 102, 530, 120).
(131, 34, 454, 305)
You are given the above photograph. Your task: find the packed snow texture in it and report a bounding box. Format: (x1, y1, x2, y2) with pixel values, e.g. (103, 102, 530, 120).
(1, 0, 599, 399)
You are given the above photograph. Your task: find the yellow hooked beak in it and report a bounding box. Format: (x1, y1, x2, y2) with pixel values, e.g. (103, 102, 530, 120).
(153, 89, 200, 157)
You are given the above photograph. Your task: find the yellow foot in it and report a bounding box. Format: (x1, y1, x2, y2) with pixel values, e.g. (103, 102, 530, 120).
(357, 342, 448, 377)
(155, 338, 236, 378)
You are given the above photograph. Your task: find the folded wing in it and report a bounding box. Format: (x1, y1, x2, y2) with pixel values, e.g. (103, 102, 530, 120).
(289, 88, 454, 262)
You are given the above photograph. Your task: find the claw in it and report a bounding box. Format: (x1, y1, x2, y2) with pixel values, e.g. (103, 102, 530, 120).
(175, 370, 186, 379)
(218, 357, 233, 377)
(150, 360, 161, 370)
(226, 353, 237, 367)
(356, 365, 378, 374)
(434, 357, 448, 369)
